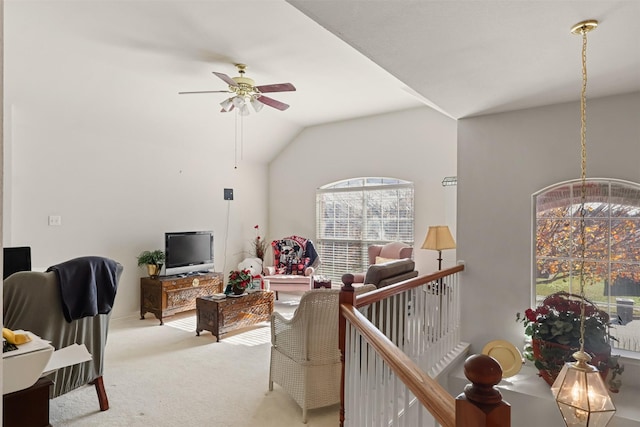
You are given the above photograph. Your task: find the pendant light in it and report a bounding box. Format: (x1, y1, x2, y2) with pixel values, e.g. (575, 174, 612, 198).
(550, 20, 616, 427)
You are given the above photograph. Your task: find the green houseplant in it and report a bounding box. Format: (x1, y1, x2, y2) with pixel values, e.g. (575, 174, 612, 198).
(136, 249, 165, 278)
(517, 291, 621, 388)
(225, 269, 252, 295)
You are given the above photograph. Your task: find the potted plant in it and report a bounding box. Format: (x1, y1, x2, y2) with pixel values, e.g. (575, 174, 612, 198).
(225, 269, 252, 295)
(252, 225, 268, 262)
(136, 249, 165, 278)
(517, 291, 621, 387)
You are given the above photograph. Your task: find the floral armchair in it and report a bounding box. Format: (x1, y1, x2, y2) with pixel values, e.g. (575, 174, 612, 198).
(263, 236, 320, 297)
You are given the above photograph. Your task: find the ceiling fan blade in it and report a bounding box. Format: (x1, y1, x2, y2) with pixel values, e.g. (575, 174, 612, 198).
(255, 82, 296, 93)
(257, 95, 290, 111)
(178, 90, 232, 94)
(213, 71, 239, 87)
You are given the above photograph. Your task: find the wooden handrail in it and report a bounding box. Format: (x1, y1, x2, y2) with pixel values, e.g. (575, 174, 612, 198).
(352, 264, 464, 308)
(341, 304, 456, 427)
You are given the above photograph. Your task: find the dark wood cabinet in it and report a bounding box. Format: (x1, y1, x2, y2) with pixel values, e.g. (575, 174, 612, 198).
(196, 291, 275, 341)
(3, 377, 52, 427)
(140, 272, 223, 325)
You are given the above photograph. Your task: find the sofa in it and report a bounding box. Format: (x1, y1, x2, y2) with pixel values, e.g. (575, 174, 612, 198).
(342, 258, 417, 289)
(350, 242, 415, 285)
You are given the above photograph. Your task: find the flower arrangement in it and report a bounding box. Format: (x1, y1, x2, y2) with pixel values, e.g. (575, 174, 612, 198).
(252, 225, 268, 261)
(225, 269, 253, 295)
(516, 291, 620, 386)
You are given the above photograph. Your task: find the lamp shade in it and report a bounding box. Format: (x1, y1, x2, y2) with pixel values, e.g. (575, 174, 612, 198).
(421, 225, 456, 251)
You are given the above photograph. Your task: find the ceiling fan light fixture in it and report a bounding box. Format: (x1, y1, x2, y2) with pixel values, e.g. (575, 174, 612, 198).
(250, 96, 264, 113)
(220, 98, 234, 112)
(232, 95, 245, 108)
(239, 103, 250, 117)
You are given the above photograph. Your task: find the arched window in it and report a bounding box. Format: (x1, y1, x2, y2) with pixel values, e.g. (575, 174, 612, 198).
(533, 179, 640, 352)
(316, 177, 414, 282)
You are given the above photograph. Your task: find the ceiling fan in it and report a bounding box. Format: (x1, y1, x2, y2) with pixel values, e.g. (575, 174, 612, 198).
(179, 63, 296, 115)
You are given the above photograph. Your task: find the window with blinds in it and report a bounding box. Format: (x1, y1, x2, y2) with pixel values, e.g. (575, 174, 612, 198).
(315, 177, 414, 282)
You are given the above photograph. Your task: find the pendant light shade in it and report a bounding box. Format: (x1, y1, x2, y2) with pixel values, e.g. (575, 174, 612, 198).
(552, 353, 616, 426)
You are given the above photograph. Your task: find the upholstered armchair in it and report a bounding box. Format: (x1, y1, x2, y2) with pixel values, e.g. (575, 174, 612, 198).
(269, 285, 376, 423)
(262, 235, 320, 297)
(3, 256, 123, 411)
(350, 241, 416, 287)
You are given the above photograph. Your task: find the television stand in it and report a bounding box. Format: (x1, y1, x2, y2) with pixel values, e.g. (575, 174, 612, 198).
(140, 272, 223, 325)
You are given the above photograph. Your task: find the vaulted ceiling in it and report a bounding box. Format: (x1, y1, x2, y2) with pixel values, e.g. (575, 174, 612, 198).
(6, 1, 639, 163)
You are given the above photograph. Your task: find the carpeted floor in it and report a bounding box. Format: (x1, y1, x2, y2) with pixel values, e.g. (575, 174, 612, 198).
(49, 292, 339, 426)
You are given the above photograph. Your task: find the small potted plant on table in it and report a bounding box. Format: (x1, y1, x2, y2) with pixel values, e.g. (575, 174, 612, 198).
(136, 249, 165, 279)
(225, 269, 252, 295)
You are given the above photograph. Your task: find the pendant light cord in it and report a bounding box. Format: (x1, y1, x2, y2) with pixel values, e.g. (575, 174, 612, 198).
(578, 24, 589, 354)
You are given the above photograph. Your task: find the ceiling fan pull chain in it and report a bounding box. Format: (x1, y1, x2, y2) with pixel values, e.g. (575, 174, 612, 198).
(234, 109, 239, 169)
(240, 113, 244, 162)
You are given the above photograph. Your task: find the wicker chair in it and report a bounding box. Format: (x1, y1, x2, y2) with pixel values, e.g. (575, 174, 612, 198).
(269, 285, 376, 423)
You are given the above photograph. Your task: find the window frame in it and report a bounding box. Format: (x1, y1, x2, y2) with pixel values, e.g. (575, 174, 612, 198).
(315, 177, 414, 282)
(532, 178, 640, 354)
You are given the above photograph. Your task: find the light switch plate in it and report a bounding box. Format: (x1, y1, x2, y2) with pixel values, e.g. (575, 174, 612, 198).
(48, 215, 62, 226)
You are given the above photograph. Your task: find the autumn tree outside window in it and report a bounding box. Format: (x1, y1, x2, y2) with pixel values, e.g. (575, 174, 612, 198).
(533, 178, 640, 353)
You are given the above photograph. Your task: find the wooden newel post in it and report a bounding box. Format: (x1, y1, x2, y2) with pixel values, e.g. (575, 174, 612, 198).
(455, 354, 511, 427)
(339, 273, 356, 427)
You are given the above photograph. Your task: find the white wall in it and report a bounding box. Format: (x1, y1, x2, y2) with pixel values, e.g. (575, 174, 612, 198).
(457, 91, 640, 353)
(4, 104, 270, 319)
(268, 107, 458, 274)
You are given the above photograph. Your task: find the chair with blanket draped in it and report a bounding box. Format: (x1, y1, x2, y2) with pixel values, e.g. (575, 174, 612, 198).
(3, 256, 123, 411)
(269, 285, 376, 423)
(262, 235, 320, 298)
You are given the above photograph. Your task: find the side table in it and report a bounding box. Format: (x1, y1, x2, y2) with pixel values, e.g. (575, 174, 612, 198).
(3, 377, 53, 427)
(313, 275, 332, 289)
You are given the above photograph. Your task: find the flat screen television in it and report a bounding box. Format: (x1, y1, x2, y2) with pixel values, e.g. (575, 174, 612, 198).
(164, 231, 214, 275)
(3, 246, 32, 279)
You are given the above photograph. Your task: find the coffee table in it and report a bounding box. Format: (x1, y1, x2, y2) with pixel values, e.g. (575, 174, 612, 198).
(195, 290, 275, 341)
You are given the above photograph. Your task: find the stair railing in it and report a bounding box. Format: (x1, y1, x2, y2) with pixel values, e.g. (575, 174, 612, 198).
(339, 265, 510, 427)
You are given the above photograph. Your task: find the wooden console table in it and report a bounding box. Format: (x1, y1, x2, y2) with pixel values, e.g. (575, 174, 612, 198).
(140, 272, 223, 325)
(196, 290, 275, 341)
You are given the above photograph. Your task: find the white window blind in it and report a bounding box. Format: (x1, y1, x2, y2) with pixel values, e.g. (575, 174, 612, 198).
(316, 177, 414, 282)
